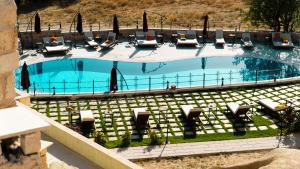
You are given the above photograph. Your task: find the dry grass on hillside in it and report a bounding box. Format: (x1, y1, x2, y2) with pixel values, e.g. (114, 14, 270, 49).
(17, 0, 248, 29)
(135, 150, 270, 169)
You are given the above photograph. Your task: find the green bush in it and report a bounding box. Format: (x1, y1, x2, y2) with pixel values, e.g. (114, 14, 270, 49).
(149, 130, 162, 145)
(94, 131, 107, 146)
(120, 131, 131, 147)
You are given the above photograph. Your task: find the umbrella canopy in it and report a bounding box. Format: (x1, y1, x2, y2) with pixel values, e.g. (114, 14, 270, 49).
(21, 62, 31, 92)
(113, 14, 119, 38)
(110, 67, 118, 92)
(34, 12, 41, 34)
(203, 14, 208, 36)
(143, 11, 148, 32)
(76, 12, 83, 33)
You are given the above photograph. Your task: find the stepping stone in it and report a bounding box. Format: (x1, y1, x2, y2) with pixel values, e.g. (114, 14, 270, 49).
(249, 127, 257, 131)
(269, 124, 278, 129)
(214, 125, 223, 129)
(174, 132, 183, 136)
(258, 126, 268, 130)
(217, 129, 226, 133)
(196, 131, 205, 135)
(227, 128, 234, 132)
(108, 137, 118, 141)
(224, 124, 232, 128)
(206, 130, 215, 134)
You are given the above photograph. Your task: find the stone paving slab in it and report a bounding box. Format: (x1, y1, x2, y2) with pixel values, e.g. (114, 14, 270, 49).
(111, 134, 300, 160)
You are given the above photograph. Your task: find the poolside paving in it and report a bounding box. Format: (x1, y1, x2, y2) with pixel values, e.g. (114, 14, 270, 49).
(112, 133, 300, 160)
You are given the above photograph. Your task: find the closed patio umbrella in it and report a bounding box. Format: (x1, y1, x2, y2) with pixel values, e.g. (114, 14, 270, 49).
(34, 12, 41, 34)
(110, 67, 118, 92)
(143, 11, 148, 32)
(21, 62, 30, 93)
(76, 12, 83, 33)
(203, 14, 208, 43)
(113, 14, 119, 39)
(201, 57, 207, 70)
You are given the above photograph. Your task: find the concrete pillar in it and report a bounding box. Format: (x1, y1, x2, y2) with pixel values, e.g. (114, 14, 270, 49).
(0, 0, 19, 108)
(21, 132, 41, 155)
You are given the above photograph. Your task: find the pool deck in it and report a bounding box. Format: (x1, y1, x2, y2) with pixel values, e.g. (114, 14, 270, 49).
(20, 42, 300, 68)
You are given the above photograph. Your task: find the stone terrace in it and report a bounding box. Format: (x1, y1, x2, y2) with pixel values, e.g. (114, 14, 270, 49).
(30, 83, 300, 145)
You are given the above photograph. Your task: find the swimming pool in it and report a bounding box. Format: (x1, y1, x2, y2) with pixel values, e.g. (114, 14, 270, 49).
(15, 54, 299, 94)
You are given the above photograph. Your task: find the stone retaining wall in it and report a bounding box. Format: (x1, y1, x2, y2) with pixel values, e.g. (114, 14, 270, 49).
(0, 0, 18, 108)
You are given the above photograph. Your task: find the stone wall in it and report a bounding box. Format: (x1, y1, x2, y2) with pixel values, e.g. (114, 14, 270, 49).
(0, 0, 18, 108)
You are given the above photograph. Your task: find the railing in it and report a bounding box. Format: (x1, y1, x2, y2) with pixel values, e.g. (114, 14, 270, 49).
(16, 68, 298, 96)
(17, 17, 278, 33)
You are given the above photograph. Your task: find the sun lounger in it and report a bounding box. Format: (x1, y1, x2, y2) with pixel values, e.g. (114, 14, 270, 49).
(136, 30, 158, 47)
(84, 31, 98, 48)
(133, 108, 150, 129)
(79, 110, 95, 136)
(177, 30, 198, 46)
(272, 32, 294, 48)
(100, 32, 117, 49)
(226, 102, 251, 121)
(43, 36, 69, 53)
(259, 99, 288, 115)
(241, 32, 254, 48)
(215, 29, 225, 45)
(180, 105, 202, 122)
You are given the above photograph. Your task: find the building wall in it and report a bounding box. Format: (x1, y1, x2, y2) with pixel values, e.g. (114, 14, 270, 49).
(0, 0, 18, 108)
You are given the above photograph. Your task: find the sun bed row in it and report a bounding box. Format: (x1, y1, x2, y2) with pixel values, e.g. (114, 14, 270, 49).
(41, 30, 294, 54)
(75, 97, 296, 133)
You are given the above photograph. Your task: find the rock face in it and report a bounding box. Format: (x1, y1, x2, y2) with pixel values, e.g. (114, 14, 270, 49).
(0, 0, 19, 108)
(216, 148, 300, 169)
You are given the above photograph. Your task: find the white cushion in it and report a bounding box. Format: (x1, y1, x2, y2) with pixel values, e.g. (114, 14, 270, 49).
(80, 110, 94, 122)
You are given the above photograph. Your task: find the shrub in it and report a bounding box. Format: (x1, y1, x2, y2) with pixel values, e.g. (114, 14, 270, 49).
(120, 131, 131, 147)
(94, 131, 107, 146)
(149, 130, 162, 145)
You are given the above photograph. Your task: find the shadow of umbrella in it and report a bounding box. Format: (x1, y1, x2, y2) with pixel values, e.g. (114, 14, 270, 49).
(110, 67, 118, 92)
(21, 62, 31, 93)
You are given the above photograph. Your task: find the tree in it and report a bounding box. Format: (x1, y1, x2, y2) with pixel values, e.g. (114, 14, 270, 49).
(246, 0, 300, 32)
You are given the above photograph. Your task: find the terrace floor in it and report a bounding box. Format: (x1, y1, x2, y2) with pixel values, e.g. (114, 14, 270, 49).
(31, 83, 300, 150)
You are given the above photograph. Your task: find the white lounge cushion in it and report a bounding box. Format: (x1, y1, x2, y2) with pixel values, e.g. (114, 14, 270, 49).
(177, 39, 198, 45)
(87, 40, 98, 47)
(137, 40, 157, 46)
(216, 38, 225, 44)
(259, 99, 280, 111)
(45, 45, 69, 52)
(133, 108, 147, 120)
(80, 110, 94, 122)
(227, 102, 240, 114)
(180, 105, 194, 118)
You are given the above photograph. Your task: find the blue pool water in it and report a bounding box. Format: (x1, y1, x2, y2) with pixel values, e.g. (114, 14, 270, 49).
(15, 54, 299, 94)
